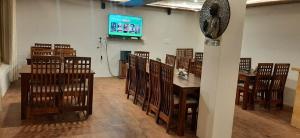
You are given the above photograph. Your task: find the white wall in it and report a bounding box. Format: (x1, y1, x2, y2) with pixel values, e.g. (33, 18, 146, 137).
(242, 4, 300, 106)
(16, 0, 204, 77)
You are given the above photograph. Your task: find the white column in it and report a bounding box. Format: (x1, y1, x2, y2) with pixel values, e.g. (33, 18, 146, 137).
(197, 0, 247, 138)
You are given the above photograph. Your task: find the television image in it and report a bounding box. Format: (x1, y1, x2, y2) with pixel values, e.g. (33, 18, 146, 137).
(108, 14, 143, 38)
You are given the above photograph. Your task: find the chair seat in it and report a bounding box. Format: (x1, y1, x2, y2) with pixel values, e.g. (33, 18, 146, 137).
(174, 95, 198, 105)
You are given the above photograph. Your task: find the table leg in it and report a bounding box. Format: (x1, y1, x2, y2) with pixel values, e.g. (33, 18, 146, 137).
(242, 79, 249, 110)
(88, 74, 94, 115)
(177, 88, 187, 136)
(21, 74, 29, 120)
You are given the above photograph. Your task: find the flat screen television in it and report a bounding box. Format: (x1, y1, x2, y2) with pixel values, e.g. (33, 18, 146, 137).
(108, 14, 143, 38)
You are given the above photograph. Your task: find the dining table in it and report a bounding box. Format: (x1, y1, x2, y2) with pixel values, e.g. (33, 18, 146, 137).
(238, 71, 256, 110)
(146, 63, 201, 136)
(19, 65, 95, 120)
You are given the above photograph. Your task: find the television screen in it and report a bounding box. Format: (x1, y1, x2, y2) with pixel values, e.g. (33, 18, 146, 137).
(108, 14, 143, 38)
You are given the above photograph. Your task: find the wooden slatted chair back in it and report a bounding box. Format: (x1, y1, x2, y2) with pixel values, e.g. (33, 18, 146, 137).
(269, 63, 290, 108)
(29, 56, 62, 116)
(165, 54, 176, 67)
(63, 57, 91, 112)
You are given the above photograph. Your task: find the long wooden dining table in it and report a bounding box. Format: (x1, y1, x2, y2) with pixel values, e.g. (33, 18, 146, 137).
(146, 64, 201, 136)
(19, 65, 95, 120)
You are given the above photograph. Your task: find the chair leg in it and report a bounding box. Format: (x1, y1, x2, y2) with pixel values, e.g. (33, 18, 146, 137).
(166, 117, 172, 133)
(155, 111, 160, 124)
(191, 107, 197, 131)
(235, 89, 240, 105)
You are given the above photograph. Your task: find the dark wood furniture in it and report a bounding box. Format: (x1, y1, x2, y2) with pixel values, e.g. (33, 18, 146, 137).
(176, 48, 193, 59)
(176, 57, 190, 71)
(159, 63, 175, 132)
(269, 63, 290, 109)
(254, 63, 274, 108)
(237, 63, 274, 110)
(127, 54, 138, 102)
(28, 56, 62, 117)
(240, 58, 252, 72)
(20, 63, 95, 120)
(136, 56, 148, 110)
(165, 54, 176, 66)
(63, 57, 91, 114)
(159, 63, 199, 133)
(54, 48, 76, 58)
(145, 62, 201, 136)
(34, 43, 52, 48)
(147, 60, 161, 123)
(189, 61, 202, 77)
(134, 51, 150, 60)
(195, 52, 203, 62)
(237, 71, 256, 109)
(54, 44, 71, 49)
(31, 49, 53, 57)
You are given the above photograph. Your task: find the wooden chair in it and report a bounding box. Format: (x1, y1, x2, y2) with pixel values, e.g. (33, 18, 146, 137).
(176, 48, 193, 67)
(146, 60, 161, 123)
(195, 52, 203, 62)
(189, 61, 202, 77)
(28, 56, 62, 117)
(159, 63, 199, 132)
(134, 51, 149, 60)
(237, 63, 273, 108)
(185, 49, 194, 59)
(31, 49, 53, 57)
(34, 43, 52, 49)
(269, 63, 290, 109)
(54, 48, 76, 59)
(177, 57, 190, 71)
(240, 58, 252, 72)
(135, 56, 148, 110)
(254, 63, 274, 108)
(165, 54, 176, 67)
(127, 54, 138, 102)
(54, 44, 71, 49)
(63, 57, 91, 115)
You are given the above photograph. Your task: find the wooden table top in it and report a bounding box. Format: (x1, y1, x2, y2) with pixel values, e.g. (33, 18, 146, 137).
(146, 63, 201, 89)
(239, 71, 256, 77)
(173, 73, 201, 89)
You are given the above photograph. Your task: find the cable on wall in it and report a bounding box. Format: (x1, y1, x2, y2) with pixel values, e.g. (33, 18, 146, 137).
(102, 38, 118, 77)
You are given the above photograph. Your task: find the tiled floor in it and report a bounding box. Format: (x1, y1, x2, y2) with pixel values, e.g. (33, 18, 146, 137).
(0, 77, 300, 138)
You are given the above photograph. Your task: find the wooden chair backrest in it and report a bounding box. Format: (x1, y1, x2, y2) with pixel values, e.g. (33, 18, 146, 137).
(149, 60, 161, 110)
(134, 51, 150, 60)
(185, 48, 194, 59)
(240, 58, 252, 72)
(160, 63, 174, 117)
(136, 56, 147, 100)
(31, 49, 53, 57)
(63, 57, 91, 111)
(129, 54, 138, 93)
(54, 44, 71, 49)
(269, 63, 290, 104)
(195, 52, 203, 62)
(29, 56, 62, 114)
(34, 43, 52, 49)
(165, 54, 176, 67)
(54, 48, 76, 59)
(189, 61, 202, 77)
(177, 57, 190, 71)
(254, 63, 274, 100)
